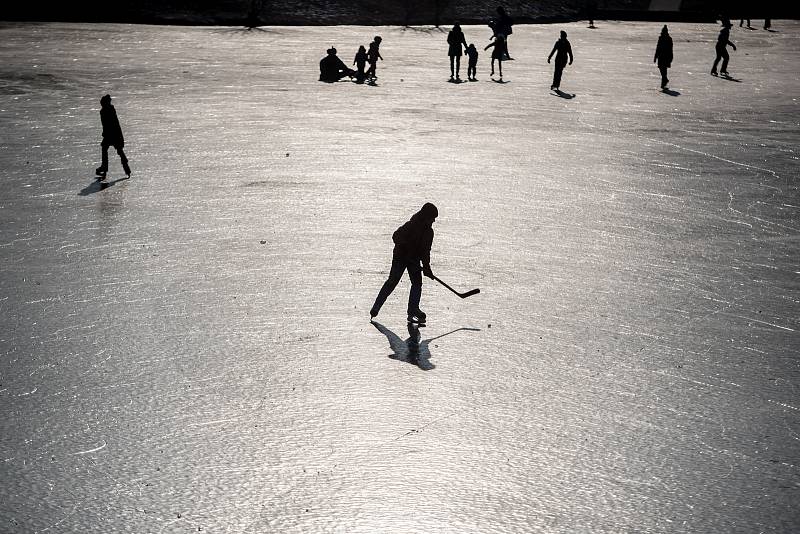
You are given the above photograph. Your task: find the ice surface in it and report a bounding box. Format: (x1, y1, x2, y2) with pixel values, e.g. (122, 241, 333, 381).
(0, 21, 798, 533)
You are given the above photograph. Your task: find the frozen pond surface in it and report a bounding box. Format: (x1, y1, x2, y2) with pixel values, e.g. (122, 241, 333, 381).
(0, 20, 798, 533)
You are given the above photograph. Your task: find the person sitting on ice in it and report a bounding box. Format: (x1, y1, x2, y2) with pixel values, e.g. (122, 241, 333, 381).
(319, 47, 355, 82)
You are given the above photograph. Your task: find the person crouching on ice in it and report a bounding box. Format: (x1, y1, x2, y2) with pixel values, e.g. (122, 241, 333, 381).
(370, 203, 438, 324)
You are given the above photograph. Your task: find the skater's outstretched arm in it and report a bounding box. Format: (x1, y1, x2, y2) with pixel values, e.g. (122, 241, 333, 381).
(547, 42, 557, 63)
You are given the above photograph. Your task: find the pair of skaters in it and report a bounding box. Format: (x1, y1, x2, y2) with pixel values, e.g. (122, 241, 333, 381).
(319, 37, 382, 83)
(739, 19, 771, 30)
(446, 24, 479, 81)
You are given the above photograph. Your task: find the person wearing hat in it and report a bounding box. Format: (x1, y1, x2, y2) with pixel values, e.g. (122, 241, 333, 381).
(654, 25, 673, 89)
(319, 47, 355, 82)
(95, 94, 130, 178)
(370, 203, 438, 324)
(711, 22, 736, 77)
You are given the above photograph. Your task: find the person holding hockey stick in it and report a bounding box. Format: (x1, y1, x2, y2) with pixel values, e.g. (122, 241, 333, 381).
(370, 203, 438, 325)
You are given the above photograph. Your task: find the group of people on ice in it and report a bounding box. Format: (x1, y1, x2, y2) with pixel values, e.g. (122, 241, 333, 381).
(319, 36, 383, 83)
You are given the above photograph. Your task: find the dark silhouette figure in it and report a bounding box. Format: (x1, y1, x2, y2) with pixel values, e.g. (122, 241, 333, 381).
(484, 34, 507, 80)
(319, 47, 355, 82)
(353, 45, 368, 83)
(370, 203, 438, 324)
(654, 25, 673, 89)
(491, 6, 514, 59)
(547, 31, 573, 91)
(711, 23, 736, 76)
(447, 24, 468, 81)
(740, 18, 751, 28)
(95, 95, 130, 179)
(764, 19, 772, 31)
(466, 44, 479, 81)
(586, 0, 597, 28)
(366, 36, 383, 81)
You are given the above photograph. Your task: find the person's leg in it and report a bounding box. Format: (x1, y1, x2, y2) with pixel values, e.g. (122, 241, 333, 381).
(449, 56, 455, 78)
(720, 49, 730, 73)
(498, 59, 503, 78)
(455, 56, 461, 79)
(490, 58, 495, 76)
(117, 146, 131, 176)
(659, 65, 668, 87)
(406, 262, 423, 316)
(97, 140, 110, 173)
(712, 50, 722, 73)
(371, 255, 406, 317)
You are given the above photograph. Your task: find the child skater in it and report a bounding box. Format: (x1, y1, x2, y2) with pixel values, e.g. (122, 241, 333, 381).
(370, 203, 438, 325)
(466, 43, 479, 81)
(366, 36, 383, 80)
(484, 34, 507, 80)
(353, 45, 368, 83)
(95, 94, 131, 179)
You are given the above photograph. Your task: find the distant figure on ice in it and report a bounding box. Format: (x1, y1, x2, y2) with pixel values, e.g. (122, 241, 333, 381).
(366, 36, 383, 81)
(654, 25, 673, 89)
(547, 31, 573, 91)
(353, 45, 368, 83)
(739, 18, 751, 29)
(370, 202, 438, 325)
(489, 6, 514, 59)
(711, 22, 736, 77)
(484, 34, 507, 80)
(466, 44, 479, 81)
(764, 18, 772, 30)
(586, 0, 597, 28)
(447, 24, 468, 81)
(319, 47, 354, 82)
(95, 94, 131, 179)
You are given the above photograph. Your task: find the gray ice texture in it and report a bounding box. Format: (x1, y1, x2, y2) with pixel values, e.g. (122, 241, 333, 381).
(0, 20, 798, 533)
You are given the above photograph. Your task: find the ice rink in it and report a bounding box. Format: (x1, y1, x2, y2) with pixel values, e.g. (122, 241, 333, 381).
(1, 20, 798, 533)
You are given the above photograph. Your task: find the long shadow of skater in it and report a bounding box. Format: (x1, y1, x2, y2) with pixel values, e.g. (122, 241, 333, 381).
(79, 176, 129, 196)
(552, 89, 575, 99)
(661, 88, 681, 96)
(371, 321, 480, 371)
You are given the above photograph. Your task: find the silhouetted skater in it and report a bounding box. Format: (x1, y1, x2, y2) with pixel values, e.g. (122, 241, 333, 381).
(547, 31, 573, 91)
(740, 18, 751, 28)
(654, 25, 673, 89)
(319, 47, 354, 82)
(711, 23, 736, 77)
(492, 6, 514, 59)
(764, 19, 771, 30)
(466, 44, 479, 81)
(485, 34, 507, 80)
(370, 203, 438, 324)
(447, 24, 468, 81)
(366, 36, 383, 80)
(586, 0, 597, 28)
(95, 94, 130, 179)
(353, 45, 368, 83)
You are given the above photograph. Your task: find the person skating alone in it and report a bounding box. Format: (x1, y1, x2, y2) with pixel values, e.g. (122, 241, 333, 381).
(711, 22, 736, 77)
(95, 94, 131, 179)
(447, 24, 468, 81)
(353, 45, 368, 83)
(547, 31, 573, 91)
(654, 25, 673, 89)
(485, 34, 507, 80)
(370, 203, 438, 325)
(466, 44, 479, 81)
(366, 36, 383, 81)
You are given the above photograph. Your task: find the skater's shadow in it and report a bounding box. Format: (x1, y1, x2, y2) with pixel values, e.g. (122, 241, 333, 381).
(661, 88, 680, 96)
(719, 75, 742, 83)
(552, 89, 575, 99)
(370, 321, 480, 371)
(492, 78, 509, 84)
(78, 176, 129, 196)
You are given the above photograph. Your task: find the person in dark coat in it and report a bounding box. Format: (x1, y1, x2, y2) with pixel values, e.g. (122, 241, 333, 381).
(711, 22, 736, 76)
(95, 94, 130, 178)
(654, 25, 673, 89)
(466, 44, 479, 81)
(484, 34, 507, 79)
(353, 45, 368, 83)
(319, 47, 354, 82)
(493, 6, 514, 59)
(366, 36, 383, 80)
(447, 24, 468, 81)
(547, 31, 573, 91)
(370, 203, 438, 324)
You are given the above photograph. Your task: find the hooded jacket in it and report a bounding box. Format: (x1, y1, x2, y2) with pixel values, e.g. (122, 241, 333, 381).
(100, 103, 124, 145)
(392, 203, 437, 265)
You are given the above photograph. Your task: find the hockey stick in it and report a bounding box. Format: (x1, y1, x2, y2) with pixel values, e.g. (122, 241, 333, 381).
(432, 275, 480, 299)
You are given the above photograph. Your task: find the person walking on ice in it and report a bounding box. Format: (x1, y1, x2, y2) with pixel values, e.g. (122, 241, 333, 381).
(366, 36, 383, 81)
(447, 24, 468, 81)
(654, 25, 673, 89)
(95, 94, 131, 179)
(370, 203, 438, 325)
(547, 31, 573, 91)
(711, 22, 736, 77)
